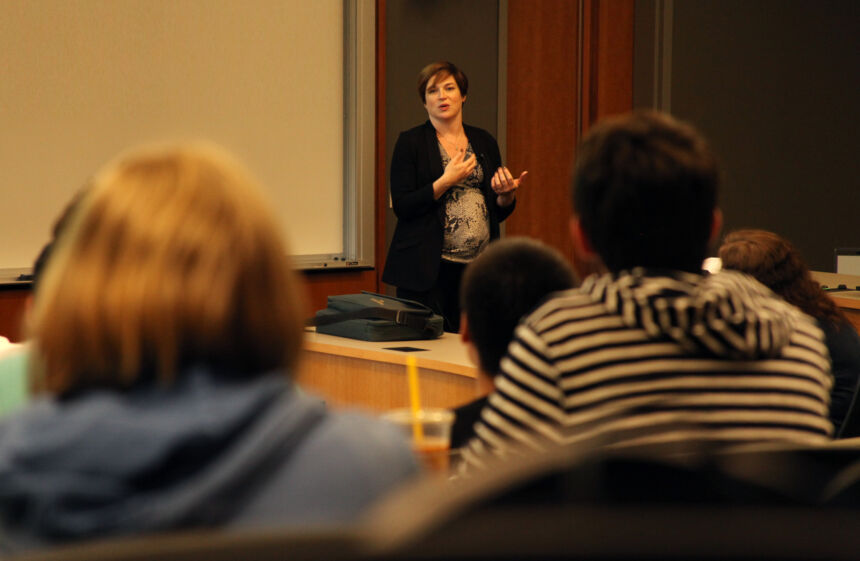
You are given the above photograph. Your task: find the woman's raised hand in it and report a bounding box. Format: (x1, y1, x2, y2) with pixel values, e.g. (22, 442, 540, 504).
(445, 149, 477, 184)
(491, 166, 527, 206)
(434, 150, 476, 199)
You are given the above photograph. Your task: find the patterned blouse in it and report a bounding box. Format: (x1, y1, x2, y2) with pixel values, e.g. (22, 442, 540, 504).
(438, 141, 490, 263)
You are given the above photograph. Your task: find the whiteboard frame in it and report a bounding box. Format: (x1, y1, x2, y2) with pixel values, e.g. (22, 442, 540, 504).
(293, 0, 375, 270)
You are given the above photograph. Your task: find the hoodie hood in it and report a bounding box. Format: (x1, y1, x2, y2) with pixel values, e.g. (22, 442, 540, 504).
(0, 369, 325, 550)
(583, 269, 809, 360)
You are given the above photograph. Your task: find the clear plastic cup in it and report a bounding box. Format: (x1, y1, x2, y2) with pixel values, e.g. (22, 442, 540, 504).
(383, 408, 455, 473)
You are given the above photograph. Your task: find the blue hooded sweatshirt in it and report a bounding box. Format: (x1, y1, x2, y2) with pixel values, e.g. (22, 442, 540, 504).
(0, 369, 417, 552)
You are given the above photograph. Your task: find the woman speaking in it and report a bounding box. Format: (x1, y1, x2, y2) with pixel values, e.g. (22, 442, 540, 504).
(382, 61, 526, 332)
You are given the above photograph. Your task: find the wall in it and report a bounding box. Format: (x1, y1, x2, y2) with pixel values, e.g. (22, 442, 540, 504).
(636, 0, 860, 271)
(1, 0, 637, 340)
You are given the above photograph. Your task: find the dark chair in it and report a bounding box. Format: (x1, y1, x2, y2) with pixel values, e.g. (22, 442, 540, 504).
(9, 527, 365, 561)
(838, 387, 860, 438)
(361, 439, 860, 560)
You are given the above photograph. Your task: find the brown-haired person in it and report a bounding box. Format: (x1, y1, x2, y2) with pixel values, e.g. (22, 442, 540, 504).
(382, 61, 527, 332)
(0, 142, 417, 552)
(719, 229, 860, 436)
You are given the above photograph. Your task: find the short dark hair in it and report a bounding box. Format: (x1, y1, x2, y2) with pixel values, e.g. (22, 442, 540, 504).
(32, 188, 88, 292)
(460, 237, 575, 374)
(417, 61, 469, 103)
(572, 110, 719, 273)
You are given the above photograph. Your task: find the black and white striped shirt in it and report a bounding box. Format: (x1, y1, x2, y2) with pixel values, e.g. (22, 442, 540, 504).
(463, 269, 833, 469)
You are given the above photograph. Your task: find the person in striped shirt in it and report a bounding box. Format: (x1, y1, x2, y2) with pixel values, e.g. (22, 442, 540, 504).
(462, 111, 833, 468)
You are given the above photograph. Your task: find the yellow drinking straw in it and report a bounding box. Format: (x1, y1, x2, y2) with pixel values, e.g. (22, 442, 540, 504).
(406, 355, 425, 443)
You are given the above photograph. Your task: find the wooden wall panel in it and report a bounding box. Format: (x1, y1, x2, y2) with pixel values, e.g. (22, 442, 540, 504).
(581, 0, 635, 131)
(503, 0, 580, 259)
(302, 269, 377, 318)
(0, 288, 29, 342)
(505, 0, 634, 262)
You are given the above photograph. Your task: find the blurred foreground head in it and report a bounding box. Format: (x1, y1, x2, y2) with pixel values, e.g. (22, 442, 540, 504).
(571, 110, 720, 274)
(30, 142, 305, 394)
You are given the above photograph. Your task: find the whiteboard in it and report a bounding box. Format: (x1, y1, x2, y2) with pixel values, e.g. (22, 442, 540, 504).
(0, 0, 374, 276)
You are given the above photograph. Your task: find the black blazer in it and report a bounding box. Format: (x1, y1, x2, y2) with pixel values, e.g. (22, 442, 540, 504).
(382, 121, 516, 291)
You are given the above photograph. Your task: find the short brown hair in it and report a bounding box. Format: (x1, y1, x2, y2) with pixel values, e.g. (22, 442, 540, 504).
(417, 61, 468, 103)
(30, 141, 306, 394)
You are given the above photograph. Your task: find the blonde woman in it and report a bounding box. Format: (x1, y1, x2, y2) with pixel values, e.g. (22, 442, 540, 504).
(0, 142, 416, 551)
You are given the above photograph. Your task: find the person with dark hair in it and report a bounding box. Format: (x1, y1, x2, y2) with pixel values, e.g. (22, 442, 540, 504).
(719, 229, 860, 436)
(382, 61, 527, 332)
(29, 188, 88, 294)
(462, 111, 833, 469)
(450, 237, 576, 448)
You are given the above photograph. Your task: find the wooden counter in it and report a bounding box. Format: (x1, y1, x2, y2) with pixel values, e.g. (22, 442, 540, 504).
(297, 276, 860, 413)
(296, 330, 479, 413)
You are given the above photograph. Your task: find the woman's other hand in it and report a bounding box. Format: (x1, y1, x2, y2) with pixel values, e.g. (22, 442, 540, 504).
(491, 167, 527, 206)
(433, 150, 476, 199)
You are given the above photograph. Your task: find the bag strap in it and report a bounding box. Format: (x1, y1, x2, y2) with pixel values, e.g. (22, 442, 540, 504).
(358, 290, 433, 312)
(305, 292, 438, 337)
(305, 306, 431, 332)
